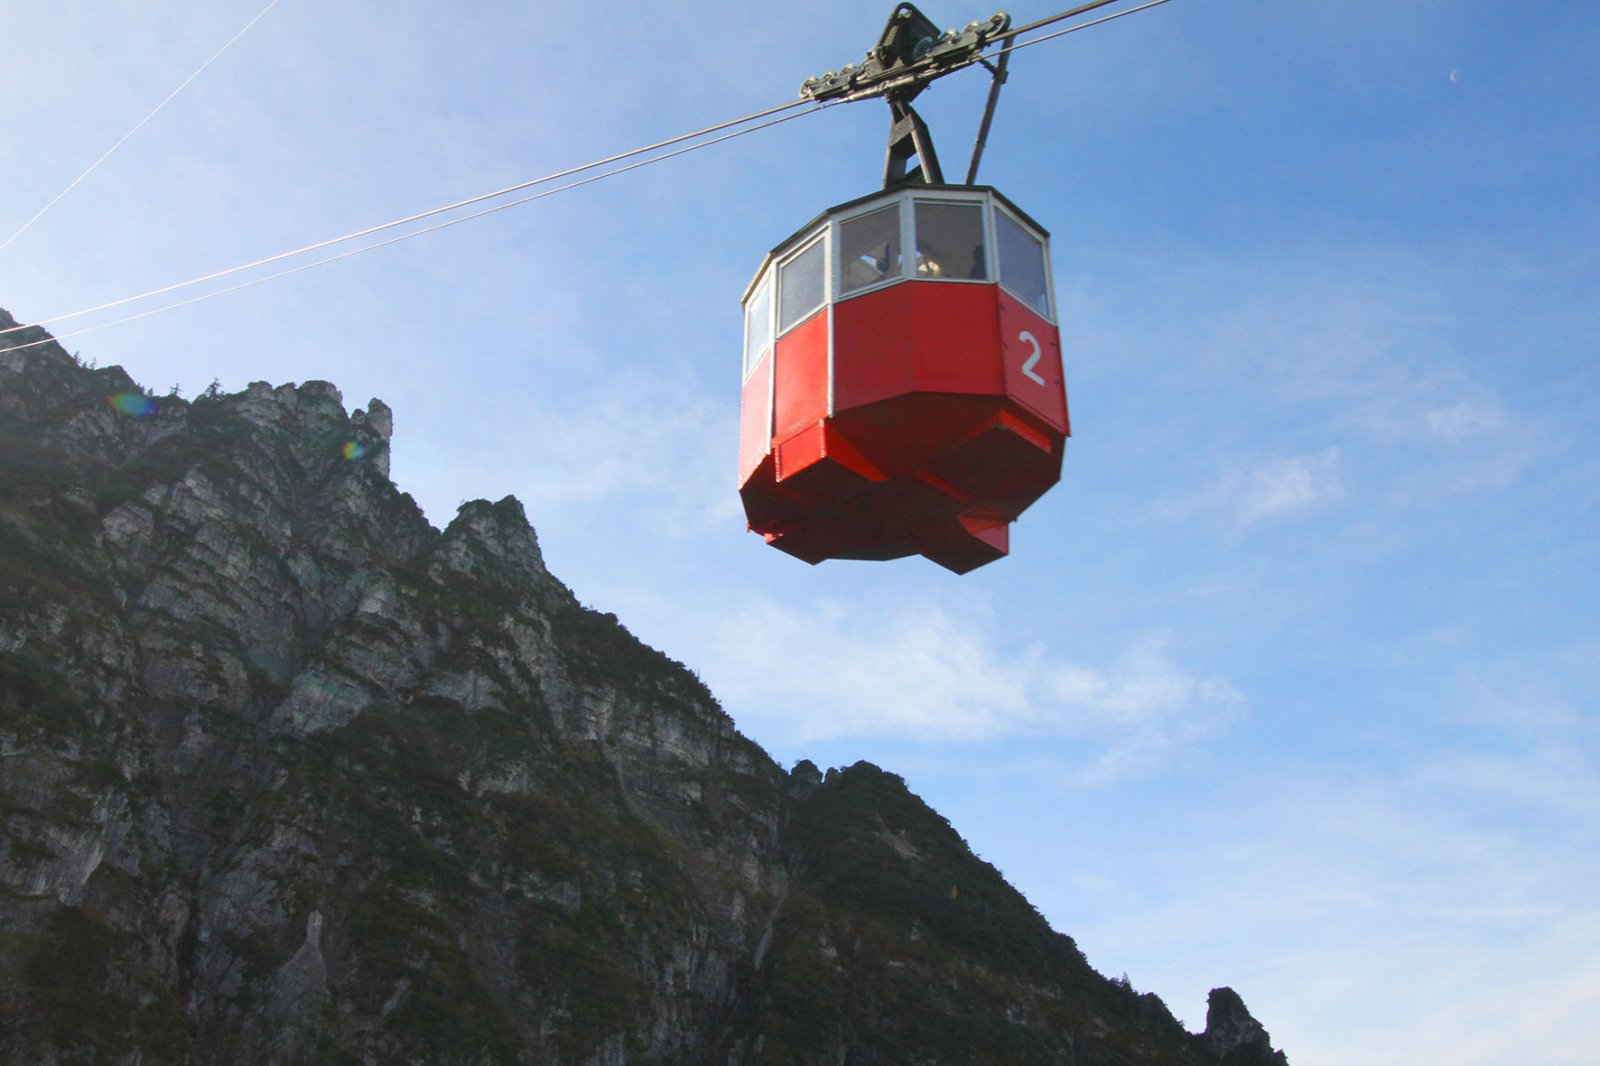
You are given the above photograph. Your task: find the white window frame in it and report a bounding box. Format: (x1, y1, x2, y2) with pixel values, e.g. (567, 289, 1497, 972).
(776, 228, 830, 338)
(763, 188, 1057, 319)
(992, 205, 1056, 323)
(742, 267, 775, 382)
(909, 193, 994, 287)
(831, 194, 912, 301)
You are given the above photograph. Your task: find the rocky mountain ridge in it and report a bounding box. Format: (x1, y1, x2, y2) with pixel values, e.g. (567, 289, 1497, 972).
(0, 307, 1289, 1064)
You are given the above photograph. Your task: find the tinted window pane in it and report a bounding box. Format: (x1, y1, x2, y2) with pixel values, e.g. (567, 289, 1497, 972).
(996, 210, 1049, 316)
(779, 238, 826, 333)
(839, 205, 902, 294)
(744, 274, 772, 376)
(914, 201, 986, 281)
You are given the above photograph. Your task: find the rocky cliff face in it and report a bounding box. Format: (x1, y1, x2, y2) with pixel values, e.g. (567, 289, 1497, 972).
(0, 307, 1289, 1064)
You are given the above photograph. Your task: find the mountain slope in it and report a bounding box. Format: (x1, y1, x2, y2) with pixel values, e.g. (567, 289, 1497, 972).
(0, 307, 1287, 1064)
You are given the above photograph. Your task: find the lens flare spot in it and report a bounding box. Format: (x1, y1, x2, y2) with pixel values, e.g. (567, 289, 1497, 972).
(341, 440, 366, 460)
(108, 392, 157, 417)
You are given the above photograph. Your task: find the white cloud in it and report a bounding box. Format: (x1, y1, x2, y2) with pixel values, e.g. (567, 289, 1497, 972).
(1426, 398, 1504, 441)
(1083, 249, 1556, 511)
(1423, 662, 1600, 822)
(398, 365, 741, 535)
(1155, 447, 1345, 527)
(1070, 758, 1600, 1066)
(1236, 447, 1345, 523)
(1054, 655, 1600, 1064)
(700, 598, 1243, 783)
(514, 377, 725, 505)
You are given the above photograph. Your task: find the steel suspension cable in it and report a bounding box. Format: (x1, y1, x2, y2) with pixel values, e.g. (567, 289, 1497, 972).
(1003, 0, 1179, 53)
(0, 102, 837, 355)
(0, 95, 816, 340)
(1, 0, 1179, 350)
(0, 0, 284, 254)
(990, 0, 1134, 47)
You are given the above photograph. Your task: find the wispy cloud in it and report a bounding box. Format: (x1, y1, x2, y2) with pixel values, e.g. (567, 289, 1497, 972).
(1154, 447, 1345, 527)
(1236, 448, 1345, 523)
(1426, 398, 1504, 441)
(1072, 752, 1600, 1066)
(1081, 246, 1557, 512)
(397, 366, 740, 534)
(700, 598, 1243, 783)
(1061, 652, 1600, 1065)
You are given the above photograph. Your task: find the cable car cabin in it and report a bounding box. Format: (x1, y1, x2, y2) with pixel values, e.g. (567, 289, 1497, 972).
(738, 184, 1069, 574)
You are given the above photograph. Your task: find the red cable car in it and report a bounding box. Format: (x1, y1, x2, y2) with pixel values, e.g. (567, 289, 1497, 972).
(737, 6, 1069, 574)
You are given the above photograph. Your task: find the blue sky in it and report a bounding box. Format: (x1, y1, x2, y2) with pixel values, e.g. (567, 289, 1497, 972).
(3, 1, 1597, 1061)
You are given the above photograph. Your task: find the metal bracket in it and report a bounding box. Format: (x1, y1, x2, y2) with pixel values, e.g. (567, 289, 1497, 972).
(963, 38, 1012, 184)
(799, 4, 1013, 189)
(800, 4, 1012, 104)
(885, 97, 945, 186)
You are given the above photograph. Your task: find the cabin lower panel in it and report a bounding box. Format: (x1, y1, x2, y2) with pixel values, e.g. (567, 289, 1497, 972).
(772, 309, 830, 447)
(737, 391, 1065, 574)
(737, 356, 773, 484)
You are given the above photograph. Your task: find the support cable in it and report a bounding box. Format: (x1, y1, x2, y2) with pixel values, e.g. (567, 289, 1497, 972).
(0, 0, 284, 254)
(1001, 0, 1179, 54)
(965, 39, 1013, 185)
(991, 0, 1137, 46)
(1, 95, 816, 341)
(1, 0, 1177, 349)
(0, 103, 836, 354)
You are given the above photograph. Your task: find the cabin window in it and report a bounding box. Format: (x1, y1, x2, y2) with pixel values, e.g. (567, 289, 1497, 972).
(996, 210, 1050, 317)
(838, 205, 903, 295)
(779, 236, 827, 334)
(744, 273, 773, 378)
(914, 201, 986, 281)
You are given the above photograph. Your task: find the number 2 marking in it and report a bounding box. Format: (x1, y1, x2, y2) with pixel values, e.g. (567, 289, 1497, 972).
(1019, 330, 1045, 385)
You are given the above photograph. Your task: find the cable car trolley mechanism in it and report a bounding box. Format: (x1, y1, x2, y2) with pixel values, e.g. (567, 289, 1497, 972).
(739, 4, 1070, 574)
